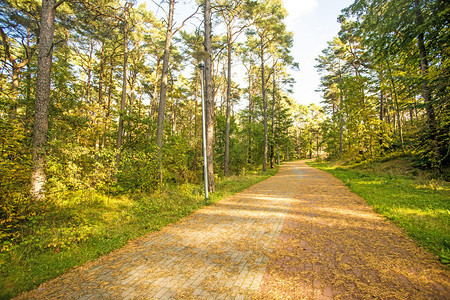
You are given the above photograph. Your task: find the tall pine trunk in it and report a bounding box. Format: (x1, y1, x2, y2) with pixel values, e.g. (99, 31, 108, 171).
(414, 0, 440, 163)
(338, 57, 344, 158)
(247, 61, 253, 164)
(156, 0, 175, 182)
(270, 71, 276, 169)
(0, 27, 32, 119)
(224, 29, 232, 176)
(116, 3, 130, 167)
(260, 42, 268, 172)
(385, 59, 404, 151)
(204, 0, 215, 193)
(31, 0, 57, 200)
(103, 56, 114, 148)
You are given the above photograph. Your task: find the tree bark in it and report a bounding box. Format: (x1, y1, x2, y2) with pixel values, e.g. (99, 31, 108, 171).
(414, 0, 440, 162)
(116, 3, 130, 167)
(85, 39, 94, 103)
(380, 90, 384, 121)
(103, 56, 114, 148)
(260, 40, 268, 172)
(270, 70, 276, 169)
(338, 57, 343, 158)
(31, 0, 57, 200)
(297, 129, 301, 157)
(224, 29, 232, 176)
(385, 59, 404, 151)
(204, 0, 215, 193)
(147, 58, 161, 140)
(156, 0, 174, 155)
(96, 41, 105, 151)
(246, 59, 253, 164)
(0, 27, 32, 119)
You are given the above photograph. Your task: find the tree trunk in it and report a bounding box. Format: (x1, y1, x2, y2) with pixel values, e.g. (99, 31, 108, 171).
(0, 27, 31, 119)
(10, 69, 19, 119)
(386, 59, 404, 151)
(84, 38, 94, 104)
(204, 0, 215, 193)
(414, 0, 440, 162)
(338, 58, 343, 158)
(224, 29, 232, 176)
(247, 61, 253, 164)
(380, 90, 384, 121)
(96, 41, 105, 151)
(147, 58, 160, 140)
(103, 56, 114, 148)
(127, 71, 137, 143)
(260, 41, 268, 172)
(270, 71, 276, 168)
(156, 0, 175, 184)
(31, 0, 57, 200)
(98, 41, 105, 105)
(116, 3, 130, 167)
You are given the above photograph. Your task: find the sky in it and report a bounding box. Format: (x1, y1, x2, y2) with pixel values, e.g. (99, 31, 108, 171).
(283, 0, 354, 105)
(143, 0, 355, 106)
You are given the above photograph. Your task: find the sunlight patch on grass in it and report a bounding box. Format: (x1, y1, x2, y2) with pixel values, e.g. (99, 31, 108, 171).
(391, 207, 450, 218)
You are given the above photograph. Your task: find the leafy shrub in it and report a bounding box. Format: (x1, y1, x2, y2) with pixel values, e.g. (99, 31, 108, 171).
(0, 119, 33, 252)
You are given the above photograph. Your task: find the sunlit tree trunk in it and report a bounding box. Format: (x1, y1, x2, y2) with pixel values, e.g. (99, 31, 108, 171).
(224, 29, 232, 176)
(116, 3, 130, 167)
(386, 59, 404, 151)
(270, 71, 276, 168)
(0, 27, 32, 119)
(147, 58, 161, 140)
(31, 0, 58, 200)
(245, 59, 253, 164)
(156, 0, 175, 184)
(414, 0, 440, 162)
(260, 42, 268, 172)
(338, 57, 344, 158)
(103, 56, 114, 148)
(204, 0, 215, 193)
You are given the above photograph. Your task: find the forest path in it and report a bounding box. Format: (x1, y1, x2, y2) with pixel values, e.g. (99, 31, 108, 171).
(18, 161, 449, 299)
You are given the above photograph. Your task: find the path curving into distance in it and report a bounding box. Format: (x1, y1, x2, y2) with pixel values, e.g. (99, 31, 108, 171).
(18, 161, 449, 299)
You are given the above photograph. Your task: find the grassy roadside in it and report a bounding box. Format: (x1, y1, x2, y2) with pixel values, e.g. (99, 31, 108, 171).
(307, 157, 450, 265)
(0, 167, 278, 300)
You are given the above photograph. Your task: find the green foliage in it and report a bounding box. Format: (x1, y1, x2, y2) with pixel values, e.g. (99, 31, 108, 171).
(316, 0, 449, 168)
(0, 119, 32, 252)
(117, 146, 159, 192)
(47, 143, 117, 192)
(0, 167, 276, 299)
(0, 0, 299, 296)
(309, 158, 450, 265)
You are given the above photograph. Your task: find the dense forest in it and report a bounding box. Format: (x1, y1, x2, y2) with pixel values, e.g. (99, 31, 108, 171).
(0, 0, 448, 260)
(317, 0, 449, 168)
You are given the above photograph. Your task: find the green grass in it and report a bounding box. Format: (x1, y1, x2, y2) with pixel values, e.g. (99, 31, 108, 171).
(0, 167, 278, 300)
(308, 159, 450, 265)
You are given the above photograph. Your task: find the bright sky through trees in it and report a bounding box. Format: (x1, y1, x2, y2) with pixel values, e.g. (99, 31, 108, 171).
(142, 0, 354, 105)
(283, 0, 354, 104)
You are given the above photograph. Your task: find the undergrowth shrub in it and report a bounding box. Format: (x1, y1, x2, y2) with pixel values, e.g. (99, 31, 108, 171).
(0, 119, 33, 253)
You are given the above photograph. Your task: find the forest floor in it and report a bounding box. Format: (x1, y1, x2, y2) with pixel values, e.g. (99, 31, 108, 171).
(16, 161, 449, 299)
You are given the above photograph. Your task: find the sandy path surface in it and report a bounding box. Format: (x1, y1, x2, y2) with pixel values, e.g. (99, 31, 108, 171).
(17, 161, 449, 299)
